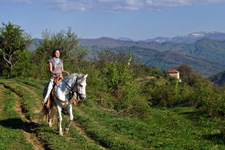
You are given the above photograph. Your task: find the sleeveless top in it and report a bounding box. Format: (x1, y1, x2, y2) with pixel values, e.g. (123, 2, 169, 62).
(48, 58, 63, 79)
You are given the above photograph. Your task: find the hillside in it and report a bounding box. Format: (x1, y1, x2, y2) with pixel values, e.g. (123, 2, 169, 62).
(177, 39, 225, 64)
(140, 49, 225, 76)
(27, 38, 43, 51)
(82, 38, 225, 76)
(82, 44, 225, 77)
(1, 78, 225, 149)
(208, 70, 225, 86)
(29, 37, 225, 77)
(80, 38, 225, 64)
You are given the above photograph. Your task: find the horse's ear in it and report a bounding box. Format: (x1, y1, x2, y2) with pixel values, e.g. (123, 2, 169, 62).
(84, 74, 88, 78)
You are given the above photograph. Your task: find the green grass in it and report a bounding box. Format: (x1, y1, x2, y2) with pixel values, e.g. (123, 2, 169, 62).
(1, 77, 225, 149)
(0, 78, 104, 150)
(0, 79, 37, 119)
(0, 85, 33, 150)
(14, 77, 47, 90)
(74, 103, 225, 149)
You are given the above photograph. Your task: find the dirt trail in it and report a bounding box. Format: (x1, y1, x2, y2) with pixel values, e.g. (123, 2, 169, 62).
(13, 82, 42, 114)
(14, 95, 45, 150)
(16, 81, 106, 149)
(1, 80, 107, 149)
(13, 81, 107, 149)
(0, 82, 47, 150)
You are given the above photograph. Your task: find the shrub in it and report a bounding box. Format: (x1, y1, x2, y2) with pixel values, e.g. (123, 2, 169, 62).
(104, 62, 132, 92)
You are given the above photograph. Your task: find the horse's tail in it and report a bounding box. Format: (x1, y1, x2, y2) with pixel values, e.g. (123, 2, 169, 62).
(41, 105, 49, 121)
(41, 98, 56, 122)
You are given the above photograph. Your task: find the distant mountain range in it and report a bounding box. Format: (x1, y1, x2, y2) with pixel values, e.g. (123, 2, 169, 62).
(145, 31, 225, 44)
(28, 31, 225, 77)
(95, 31, 225, 44)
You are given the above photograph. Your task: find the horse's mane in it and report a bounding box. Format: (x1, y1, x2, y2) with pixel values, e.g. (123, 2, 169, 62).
(62, 73, 84, 82)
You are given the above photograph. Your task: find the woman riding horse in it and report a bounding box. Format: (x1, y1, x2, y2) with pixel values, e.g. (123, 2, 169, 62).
(42, 49, 69, 105)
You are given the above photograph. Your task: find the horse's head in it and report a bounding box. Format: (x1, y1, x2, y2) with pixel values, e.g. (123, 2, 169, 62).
(76, 74, 88, 100)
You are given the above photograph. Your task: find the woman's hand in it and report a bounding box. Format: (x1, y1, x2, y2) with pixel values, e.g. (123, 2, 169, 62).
(65, 71, 69, 76)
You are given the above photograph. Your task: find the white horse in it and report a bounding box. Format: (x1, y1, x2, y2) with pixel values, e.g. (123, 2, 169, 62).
(42, 73, 88, 135)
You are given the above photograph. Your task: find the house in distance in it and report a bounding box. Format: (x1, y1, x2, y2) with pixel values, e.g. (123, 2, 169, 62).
(168, 69, 181, 82)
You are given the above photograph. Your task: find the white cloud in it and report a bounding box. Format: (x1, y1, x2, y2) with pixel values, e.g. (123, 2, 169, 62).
(8, 0, 225, 12)
(202, 0, 224, 2)
(145, 0, 193, 8)
(7, 0, 32, 4)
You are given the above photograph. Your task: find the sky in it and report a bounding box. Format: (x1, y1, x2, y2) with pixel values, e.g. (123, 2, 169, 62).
(1, 0, 225, 40)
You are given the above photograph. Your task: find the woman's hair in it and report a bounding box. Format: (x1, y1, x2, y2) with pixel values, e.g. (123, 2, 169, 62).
(52, 49, 60, 58)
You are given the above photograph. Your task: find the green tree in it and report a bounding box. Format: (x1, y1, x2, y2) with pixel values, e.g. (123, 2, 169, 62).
(10, 50, 33, 77)
(190, 82, 223, 117)
(0, 22, 31, 71)
(103, 51, 134, 92)
(177, 64, 204, 87)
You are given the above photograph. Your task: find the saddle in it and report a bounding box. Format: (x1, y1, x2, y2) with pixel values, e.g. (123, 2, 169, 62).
(45, 76, 77, 108)
(54, 76, 63, 84)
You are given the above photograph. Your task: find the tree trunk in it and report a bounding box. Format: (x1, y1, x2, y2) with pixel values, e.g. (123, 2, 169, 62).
(0, 49, 13, 69)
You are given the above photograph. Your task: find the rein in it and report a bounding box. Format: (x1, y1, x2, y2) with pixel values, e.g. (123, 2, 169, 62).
(62, 77, 77, 93)
(62, 75, 84, 99)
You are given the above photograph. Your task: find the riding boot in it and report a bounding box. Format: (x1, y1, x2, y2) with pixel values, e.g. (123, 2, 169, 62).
(42, 79, 54, 105)
(46, 95, 51, 108)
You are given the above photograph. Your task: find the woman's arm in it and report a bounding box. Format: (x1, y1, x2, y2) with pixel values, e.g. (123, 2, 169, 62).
(49, 62, 55, 74)
(62, 65, 69, 76)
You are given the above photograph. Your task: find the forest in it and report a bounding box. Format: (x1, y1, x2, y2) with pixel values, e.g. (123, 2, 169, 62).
(1, 22, 225, 149)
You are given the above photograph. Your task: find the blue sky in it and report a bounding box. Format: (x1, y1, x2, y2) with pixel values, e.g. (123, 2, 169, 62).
(1, 0, 225, 40)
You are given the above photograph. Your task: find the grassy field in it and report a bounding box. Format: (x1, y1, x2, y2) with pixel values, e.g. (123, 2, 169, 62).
(0, 77, 225, 150)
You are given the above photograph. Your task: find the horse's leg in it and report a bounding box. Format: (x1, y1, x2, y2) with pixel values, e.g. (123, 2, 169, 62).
(64, 104, 74, 135)
(48, 104, 56, 127)
(48, 107, 52, 127)
(56, 106, 63, 136)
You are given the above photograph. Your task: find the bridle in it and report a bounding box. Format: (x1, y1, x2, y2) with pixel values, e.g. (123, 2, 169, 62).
(62, 74, 85, 100)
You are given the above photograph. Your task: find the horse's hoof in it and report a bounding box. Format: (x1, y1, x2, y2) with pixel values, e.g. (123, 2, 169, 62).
(64, 129, 69, 135)
(59, 132, 63, 136)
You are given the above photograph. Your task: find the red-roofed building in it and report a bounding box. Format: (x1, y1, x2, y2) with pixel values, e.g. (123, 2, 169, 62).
(168, 69, 181, 82)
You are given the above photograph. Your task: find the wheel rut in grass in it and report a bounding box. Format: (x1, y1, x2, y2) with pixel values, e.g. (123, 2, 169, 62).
(12, 81, 107, 149)
(71, 119, 107, 150)
(72, 106, 109, 149)
(8, 81, 107, 149)
(74, 106, 143, 149)
(0, 84, 6, 112)
(3, 80, 109, 149)
(12, 82, 42, 110)
(57, 106, 106, 149)
(0, 82, 50, 150)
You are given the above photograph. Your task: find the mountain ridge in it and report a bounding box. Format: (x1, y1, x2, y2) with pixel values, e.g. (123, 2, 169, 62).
(80, 31, 225, 44)
(145, 31, 225, 43)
